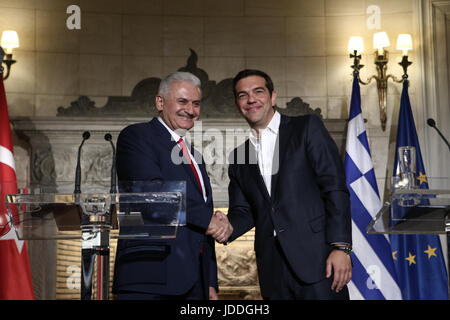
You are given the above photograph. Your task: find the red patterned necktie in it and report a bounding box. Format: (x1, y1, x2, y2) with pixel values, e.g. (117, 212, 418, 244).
(177, 138, 204, 195)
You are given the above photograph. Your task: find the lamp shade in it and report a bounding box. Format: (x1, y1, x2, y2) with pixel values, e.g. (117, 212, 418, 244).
(373, 32, 390, 54)
(396, 34, 412, 55)
(1, 30, 19, 53)
(348, 36, 364, 54)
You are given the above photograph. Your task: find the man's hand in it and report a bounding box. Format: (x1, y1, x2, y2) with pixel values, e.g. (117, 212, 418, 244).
(206, 211, 233, 243)
(209, 286, 219, 300)
(326, 249, 352, 292)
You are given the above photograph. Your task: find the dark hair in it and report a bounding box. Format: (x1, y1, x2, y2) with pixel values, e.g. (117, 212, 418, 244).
(232, 69, 274, 97)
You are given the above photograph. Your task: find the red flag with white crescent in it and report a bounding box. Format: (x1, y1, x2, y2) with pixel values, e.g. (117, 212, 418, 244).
(0, 75, 34, 299)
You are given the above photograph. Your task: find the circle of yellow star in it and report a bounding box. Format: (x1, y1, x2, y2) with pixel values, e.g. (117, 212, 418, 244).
(424, 245, 437, 259)
(405, 252, 416, 266)
(417, 172, 428, 185)
(392, 251, 398, 261)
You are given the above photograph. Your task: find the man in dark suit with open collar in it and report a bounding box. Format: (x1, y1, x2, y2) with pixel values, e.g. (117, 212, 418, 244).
(113, 72, 232, 300)
(211, 69, 352, 300)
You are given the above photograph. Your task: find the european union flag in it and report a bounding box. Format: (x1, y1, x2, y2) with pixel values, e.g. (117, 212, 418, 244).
(390, 80, 448, 299)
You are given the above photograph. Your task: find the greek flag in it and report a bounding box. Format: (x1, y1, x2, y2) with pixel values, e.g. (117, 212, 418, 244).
(344, 76, 402, 299)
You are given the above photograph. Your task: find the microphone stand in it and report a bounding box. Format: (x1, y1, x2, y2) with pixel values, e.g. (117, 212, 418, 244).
(427, 118, 450, 151)
(74, 131, 90, 194)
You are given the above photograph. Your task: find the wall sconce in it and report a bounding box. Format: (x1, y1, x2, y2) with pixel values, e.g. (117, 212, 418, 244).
(348, 32, 413, 131)
(1, 30, 19, 80)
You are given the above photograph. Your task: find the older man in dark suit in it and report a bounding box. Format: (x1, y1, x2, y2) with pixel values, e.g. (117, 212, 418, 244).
(113, 72, 232, 300)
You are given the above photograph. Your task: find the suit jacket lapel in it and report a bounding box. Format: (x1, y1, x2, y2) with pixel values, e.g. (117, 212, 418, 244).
(270, 115, 292, 199)
(151, 118, 204, 197)
(197, 158, 211, 200)
(245, 140, 271, 203)
(151, 118, 178, 151)
(186, 141, 210, 199)
(180, 141, 205, 197)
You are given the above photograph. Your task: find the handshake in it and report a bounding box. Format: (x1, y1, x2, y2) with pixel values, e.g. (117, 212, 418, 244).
(206, 211, 233, 244)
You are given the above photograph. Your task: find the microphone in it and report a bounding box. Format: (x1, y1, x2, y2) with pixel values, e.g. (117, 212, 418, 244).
(104, 133, 117, 194)
(427, 118, 450, 151)
(74, 131, 90, 194)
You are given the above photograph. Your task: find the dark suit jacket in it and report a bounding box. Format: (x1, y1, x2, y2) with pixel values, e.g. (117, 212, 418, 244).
(112, 118, 217, 296)
(227, 114, 351, 297)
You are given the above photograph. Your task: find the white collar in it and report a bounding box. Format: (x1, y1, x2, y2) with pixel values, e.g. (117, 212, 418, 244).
(266, 110, 280, 134)
(249, 110, 281, 144)
(158, 117, 183, 143)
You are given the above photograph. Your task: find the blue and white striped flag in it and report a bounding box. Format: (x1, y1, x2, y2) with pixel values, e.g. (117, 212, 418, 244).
(344, 76, 402, 300)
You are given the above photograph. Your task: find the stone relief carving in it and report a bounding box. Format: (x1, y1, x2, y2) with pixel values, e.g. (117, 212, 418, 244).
(31, 146, 112, 187)
(31, 147, 57, 183)
(201, 135, 229, 190)
(276, 97, 323, 119)
(215, 245, 261, 300)
(84, 148, 113, 184)
(206, 159, 229, 190)
(216, 247, 258, 286)
(57, 96, 99, 117)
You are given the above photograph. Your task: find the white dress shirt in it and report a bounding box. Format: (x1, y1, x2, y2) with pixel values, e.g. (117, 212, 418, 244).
(158, 117, 207, 202)
(248, 111, 280, 196)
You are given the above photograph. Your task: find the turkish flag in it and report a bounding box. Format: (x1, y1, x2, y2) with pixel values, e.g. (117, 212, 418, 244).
(0, 75, 34, 299)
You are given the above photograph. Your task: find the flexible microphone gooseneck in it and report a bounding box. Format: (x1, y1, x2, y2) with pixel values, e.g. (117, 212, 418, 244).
(427, 118, 450, 151)
(74, 131, 90, 194)
(104, 133, 117, 194)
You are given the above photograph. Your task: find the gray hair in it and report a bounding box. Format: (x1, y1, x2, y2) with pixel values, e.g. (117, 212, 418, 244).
(158, 72, 202, 98)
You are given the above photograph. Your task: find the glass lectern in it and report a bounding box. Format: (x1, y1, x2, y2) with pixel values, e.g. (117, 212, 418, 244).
(4, 181, 186, 300)
(368, 188, 449, 235)
(367, 187, 450, 296)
